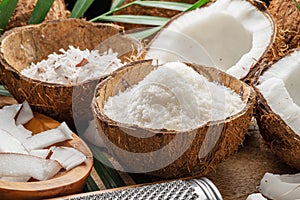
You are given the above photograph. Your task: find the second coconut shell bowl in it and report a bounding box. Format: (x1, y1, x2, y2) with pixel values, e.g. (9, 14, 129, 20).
(0, 18, 142, 132)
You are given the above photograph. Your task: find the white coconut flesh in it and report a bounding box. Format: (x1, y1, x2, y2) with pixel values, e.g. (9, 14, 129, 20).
(146, 0, 273, 79)
(257, 50, 300, 135)
(258, 172, 300, 200)
(0, 153, 61, 181)
(22, 122, 73, 150)
(246, 193, 267, 200)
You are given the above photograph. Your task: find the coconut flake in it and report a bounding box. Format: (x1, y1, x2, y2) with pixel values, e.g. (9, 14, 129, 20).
(103, 62, 245, 131)
(22, 122, 73, 150)
(29, 149, 51, 159)
(49, 146, 86, 171)
(0, 153, 61, 181)
(259, 172, 300, 200)
(20, 46, 123, 85)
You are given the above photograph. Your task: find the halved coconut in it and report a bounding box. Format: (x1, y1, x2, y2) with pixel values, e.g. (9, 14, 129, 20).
(4, 0, 69, 31)
(255, 48, 300, 169)
(92, 60, 256, 178)
(0, 18, 142, 132)
(145, 0, 275, 80)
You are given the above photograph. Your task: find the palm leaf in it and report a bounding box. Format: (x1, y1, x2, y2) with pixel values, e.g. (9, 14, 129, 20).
(294, 0, 300, 13)
(129, 26, 162, 39)
(134, 1, 191, 11)
(90, 144, 126, 189)
(0, 0, 18, 34)
(185, 0, 210, 11)
(70, 0, 94, 18)
(92, 15, 169, 26)
(28, 0, 55, 24)
(110, 0, 127, 10)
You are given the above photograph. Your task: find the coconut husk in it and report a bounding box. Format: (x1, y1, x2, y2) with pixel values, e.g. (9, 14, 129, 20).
(0, 18, 142, 132)
(268, 0, 300, 53)
(255, 87, 300, 170)
(92, 59, 256, 178)
(4, 0, 70, 31)
(112, 0, 200, 30)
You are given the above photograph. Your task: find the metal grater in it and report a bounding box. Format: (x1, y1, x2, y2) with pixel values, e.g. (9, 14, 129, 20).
(67, 178, 223, 200)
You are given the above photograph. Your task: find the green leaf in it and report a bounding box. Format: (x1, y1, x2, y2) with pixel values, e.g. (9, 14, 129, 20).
(129, 26, 162, 40)
(93, 15, 169, 26)
(294, 0, 300, 13)
(90, 144, 126, 189)
(0, 85, 11, 96)
(70, 0, 94, 18)
(28, 0, 55, 24)
(185, 0, 210, 11)
(85, 176, 100, 192)
(110, 0, 127, 10)
(0, 0, 18, 34)
(134, 1, 191, 11)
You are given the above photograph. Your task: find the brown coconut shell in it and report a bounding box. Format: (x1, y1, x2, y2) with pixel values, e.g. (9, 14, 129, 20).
(92, 59, 256, 178)
(112, 0, 200, 30)
(255, 88, 300, 169)
(0, 18, 142, 132)
(4, 0, 69, 31)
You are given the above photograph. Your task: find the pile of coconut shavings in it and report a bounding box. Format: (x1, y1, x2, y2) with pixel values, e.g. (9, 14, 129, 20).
(21, 46, 123, 85)
(103, 62, 245, 131)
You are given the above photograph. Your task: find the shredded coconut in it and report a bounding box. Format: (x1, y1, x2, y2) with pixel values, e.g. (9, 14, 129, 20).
(103, 62, 245, 131)
(21, 46, 123, 85)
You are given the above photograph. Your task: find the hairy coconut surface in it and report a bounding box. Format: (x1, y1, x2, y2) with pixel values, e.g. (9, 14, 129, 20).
(267, 0, 300, 54)
(92, 60, 256, 178)
(255, 49, 300, 170)
(112, 0, 199, 30)
(0, 18, 142, 132)
(146, 0, 275, 81)
(4, 0, 69, 31)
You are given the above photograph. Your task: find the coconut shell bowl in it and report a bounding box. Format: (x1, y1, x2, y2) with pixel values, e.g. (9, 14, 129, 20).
(92, 60, 256, 179)
(0, 18, 142, 132)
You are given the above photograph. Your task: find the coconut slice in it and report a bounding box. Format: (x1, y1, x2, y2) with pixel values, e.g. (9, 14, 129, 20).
(258, 172, 300, 200)
(0, 104, 32, 142)
(15, 101, 34, 125)
(255, 49, 300, 169)
(246, 193, 267, 200)
(0, 153, 61, 181)
(22, 122, 73, 151)
(0, 128, 28, 154)
(29, 149, 51, 159)
(146, 0, 274, 79)
(49, 146, 86, 171)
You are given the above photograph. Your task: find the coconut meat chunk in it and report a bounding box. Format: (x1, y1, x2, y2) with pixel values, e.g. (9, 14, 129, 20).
(49, 146, 86, 171)
(22, 122, 73, 150)
(15, 101, 34, 125)
(0, 129, 28, 154)
(146, 0, 273, 79)
(0, 153, 61, 181)
(259, 172, 300, 200)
